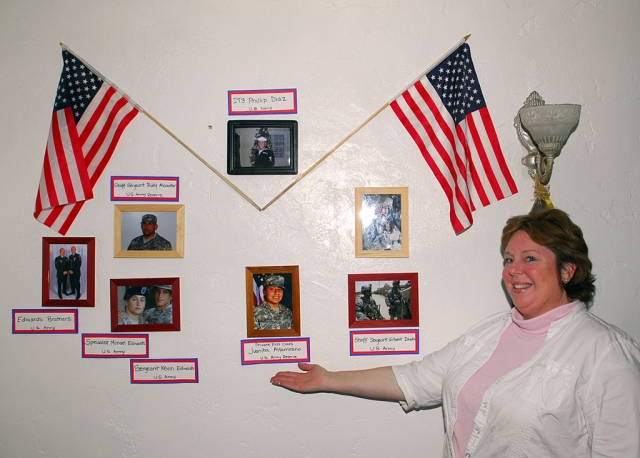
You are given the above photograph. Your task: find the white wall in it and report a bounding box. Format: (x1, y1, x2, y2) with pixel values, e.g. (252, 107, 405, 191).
(1, 1, 639, 456)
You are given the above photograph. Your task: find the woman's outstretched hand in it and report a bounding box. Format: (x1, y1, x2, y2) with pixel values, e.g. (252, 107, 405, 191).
(270, 363, 327, 393)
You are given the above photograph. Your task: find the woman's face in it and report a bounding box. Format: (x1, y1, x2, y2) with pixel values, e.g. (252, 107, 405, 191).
(502, 231, 573, 319)
(264, 286, 283, 307)
(125, 295, 146, 316)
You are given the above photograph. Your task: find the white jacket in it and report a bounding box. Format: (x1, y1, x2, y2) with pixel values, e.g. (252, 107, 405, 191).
(393, 303, 640, 458)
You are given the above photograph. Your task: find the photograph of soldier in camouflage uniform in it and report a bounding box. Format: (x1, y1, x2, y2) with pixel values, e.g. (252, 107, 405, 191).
(126, 213, 173, 251)
(361, 194, 401, 251)
(355, 284, 384, 321)
(246, 266, 301, 337)
(110, 277, 181, 332)
(349, 274, 418, 328)
(253, 274, 293, 330)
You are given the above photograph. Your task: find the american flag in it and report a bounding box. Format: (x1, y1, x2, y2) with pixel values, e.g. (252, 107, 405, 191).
(34, 48, 139, 235)
(390, 43, 517, 234)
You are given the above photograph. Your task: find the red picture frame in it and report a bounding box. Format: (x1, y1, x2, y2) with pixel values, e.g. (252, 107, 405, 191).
(42, 237, 96, 307)
(110, 277, 180, 332)
(348, 272, 419, 329)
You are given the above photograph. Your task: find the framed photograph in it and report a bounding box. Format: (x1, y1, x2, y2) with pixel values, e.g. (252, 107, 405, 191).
(114, 204, 184, 258)
(110, 277, 180, 332)
(42, 237, 95, 307)
(227, 120, 298, 175)
(348, 272, 419, 329)
(355, 187, 408, 258)
(245, 266, 300, 338)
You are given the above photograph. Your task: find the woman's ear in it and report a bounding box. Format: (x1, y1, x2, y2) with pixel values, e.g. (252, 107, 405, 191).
(561, 263, 577, 283)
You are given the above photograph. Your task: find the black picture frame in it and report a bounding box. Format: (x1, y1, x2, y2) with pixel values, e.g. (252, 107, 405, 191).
(227, 120, 298, 175)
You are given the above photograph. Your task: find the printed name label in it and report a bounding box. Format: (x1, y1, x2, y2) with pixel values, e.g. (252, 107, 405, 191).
(13, 309, 78, 334)
(241, 337, 310, 365)
(350, 329, 419, 356)
(82, 334, 149, 358)
(111, 176, 179, 201)
(228, 88, 297, 115)
(130, 359, 198, 383)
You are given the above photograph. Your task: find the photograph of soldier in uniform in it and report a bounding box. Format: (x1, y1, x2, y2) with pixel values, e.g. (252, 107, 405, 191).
(110, 278, 180, 332)
(360, 193, 402, 251)
(125, 213, 174, 251)
(227, 121, 298, 175)
(348, 274, 418, 328)
(253, 274, 293, 330)
(246, 266, 301, 337)
(48, 243, 89, 301)
(117, 285, 148, 325)
(355, 283, 384, 321)
(251, 135, 275, 168)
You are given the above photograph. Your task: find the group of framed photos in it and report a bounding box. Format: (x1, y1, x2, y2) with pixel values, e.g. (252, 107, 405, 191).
(42, 204, 186, 333)
(40, 119, 415, 338)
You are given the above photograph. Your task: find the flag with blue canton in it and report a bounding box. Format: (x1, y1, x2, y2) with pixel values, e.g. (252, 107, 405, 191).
(35, 48, 139, 235)
(391, 43, 517, 234)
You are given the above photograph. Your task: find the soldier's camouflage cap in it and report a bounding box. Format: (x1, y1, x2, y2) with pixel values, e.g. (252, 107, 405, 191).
(141, 214, 157, 224)
(361, 284, 372, 293)
(263, 275, 285, 289)
(152, 284, 172, 292)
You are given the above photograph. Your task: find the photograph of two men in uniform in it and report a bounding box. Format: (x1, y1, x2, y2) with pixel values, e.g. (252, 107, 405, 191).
(49, 243, 87, 301)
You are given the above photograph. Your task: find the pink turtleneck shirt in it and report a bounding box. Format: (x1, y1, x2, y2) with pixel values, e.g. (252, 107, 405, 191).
(452, 301, 579, 458)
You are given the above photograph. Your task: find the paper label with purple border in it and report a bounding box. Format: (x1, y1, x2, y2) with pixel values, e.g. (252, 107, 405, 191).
(110, 176, 179, 202)
(350, 329, 419, 356)
(130, 358, 198, 384)
(13, 309, 78, 334)
(241, 337, 310, 365)
(228, 88, 297, 115)
(82, 334, 149, 358)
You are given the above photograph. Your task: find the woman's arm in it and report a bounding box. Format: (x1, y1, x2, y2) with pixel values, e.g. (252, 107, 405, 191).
(270, 363, 405, 402)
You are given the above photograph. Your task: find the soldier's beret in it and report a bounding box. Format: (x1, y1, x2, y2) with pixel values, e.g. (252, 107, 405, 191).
(124, 286, 148, 300)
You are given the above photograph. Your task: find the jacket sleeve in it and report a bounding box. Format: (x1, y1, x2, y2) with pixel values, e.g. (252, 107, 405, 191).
(392, 337, 461, 411)
(584, 336, 640, 457)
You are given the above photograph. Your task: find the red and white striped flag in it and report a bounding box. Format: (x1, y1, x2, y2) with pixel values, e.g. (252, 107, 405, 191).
(34, 48, 139, 234)
(390, 43, 517, 234)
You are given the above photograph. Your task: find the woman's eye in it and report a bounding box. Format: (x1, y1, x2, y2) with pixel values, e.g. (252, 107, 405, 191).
(525, 256, 535, 262)
(502, 258, 513, 266)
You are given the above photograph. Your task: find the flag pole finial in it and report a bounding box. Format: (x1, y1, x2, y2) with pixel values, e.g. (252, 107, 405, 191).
(464, 34, 471, 41)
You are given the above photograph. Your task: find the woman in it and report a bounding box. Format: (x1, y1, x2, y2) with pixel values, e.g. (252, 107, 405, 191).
(118, 286, 147, 325)
(254, 275, 293, 330)
(270, 209, 640, 457)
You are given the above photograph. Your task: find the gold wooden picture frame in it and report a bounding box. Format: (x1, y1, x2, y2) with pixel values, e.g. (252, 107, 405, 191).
(245, 265, 301, 338)
(114, 204, 185, 258)
(355, 187, 408, 258)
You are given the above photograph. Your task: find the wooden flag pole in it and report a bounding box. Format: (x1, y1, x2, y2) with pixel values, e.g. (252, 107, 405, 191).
(140, 110, 262, 211)
(261, 102, 389, 211)
(261, 34, 471, 211)
(59, 43, 262, 212)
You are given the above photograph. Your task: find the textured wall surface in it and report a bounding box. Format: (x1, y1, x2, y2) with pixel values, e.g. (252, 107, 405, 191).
(1, 1, 639, 456)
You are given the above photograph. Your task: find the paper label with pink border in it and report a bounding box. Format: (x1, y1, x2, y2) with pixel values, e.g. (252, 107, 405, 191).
(13, 309, 78, 334)
(110, 176, 179, 202)
(241, 337, 310, 365)
(130, 358, 198, 384)
(350, 329, 419, 356)
(228, 88, 297, 115)
(82, 334, 149, 358)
